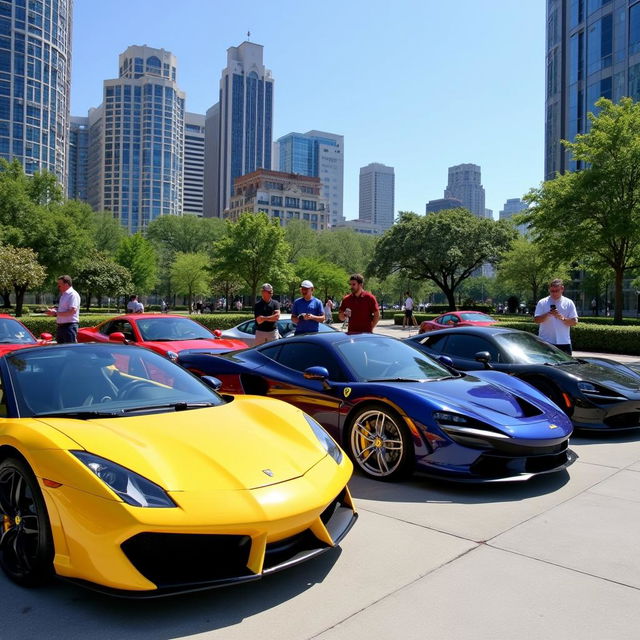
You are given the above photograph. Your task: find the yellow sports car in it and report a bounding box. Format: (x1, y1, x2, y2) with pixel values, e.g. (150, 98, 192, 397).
(0, 343, 356, 597)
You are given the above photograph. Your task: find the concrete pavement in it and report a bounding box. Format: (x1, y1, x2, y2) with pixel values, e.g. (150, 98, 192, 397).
(1, 319, 639, 639)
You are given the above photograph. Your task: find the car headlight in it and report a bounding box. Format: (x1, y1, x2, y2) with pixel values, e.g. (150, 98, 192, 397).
(577, 381, 624, 398)
(433, 411, 468, 425)
(304, 414, 343, 464)
(72, 451, 176, 508)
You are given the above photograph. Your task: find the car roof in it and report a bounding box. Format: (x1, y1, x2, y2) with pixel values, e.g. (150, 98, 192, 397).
(410, 325, 524, 339)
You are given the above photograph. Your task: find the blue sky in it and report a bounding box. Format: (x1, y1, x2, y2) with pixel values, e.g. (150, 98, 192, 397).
(71, 0, 545, 220)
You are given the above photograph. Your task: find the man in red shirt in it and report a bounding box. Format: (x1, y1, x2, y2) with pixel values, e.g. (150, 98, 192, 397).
(338, 273, 380, 334)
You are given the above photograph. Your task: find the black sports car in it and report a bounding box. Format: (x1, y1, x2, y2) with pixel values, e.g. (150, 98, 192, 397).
(406, 326, 640, 431)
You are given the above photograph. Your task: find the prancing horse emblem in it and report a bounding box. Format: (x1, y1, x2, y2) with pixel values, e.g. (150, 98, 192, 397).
(344, 387, 352, 398)
(262, 469, 274, 477)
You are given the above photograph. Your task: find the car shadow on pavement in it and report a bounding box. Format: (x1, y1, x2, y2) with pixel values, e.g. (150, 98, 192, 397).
(0, 548, 342, 639)
(347, 468, 571, 505)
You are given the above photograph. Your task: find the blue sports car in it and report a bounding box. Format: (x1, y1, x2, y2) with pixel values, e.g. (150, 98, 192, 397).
(178, 333, 576, 483)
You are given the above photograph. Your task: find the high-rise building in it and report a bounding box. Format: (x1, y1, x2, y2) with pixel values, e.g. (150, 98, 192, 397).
(87, 45, 185, 232)
(545, 0, 640, 179)
(425, 197, 463, 213)
(68, 116, 89, 201)
(359, 162, 395, 230)
(444, 163, 486, 217)
(0, 0, 73, 184)
(277, 130, 344, 226)
(204, 41, 274, 217)
(224, 169, 329, 230)
(499, 197, 528, 234)
(183, 112, 205, 216)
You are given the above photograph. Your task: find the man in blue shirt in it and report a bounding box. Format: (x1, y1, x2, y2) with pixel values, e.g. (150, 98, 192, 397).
(291, 280, 325, 334)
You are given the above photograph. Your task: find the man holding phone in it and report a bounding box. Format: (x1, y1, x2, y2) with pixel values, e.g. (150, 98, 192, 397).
(534, 278, 578, 354)
(291, 280, 325, 335)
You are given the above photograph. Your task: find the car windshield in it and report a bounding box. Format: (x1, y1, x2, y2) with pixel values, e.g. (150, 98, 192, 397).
(0, 318, 36, 344)
(136, 317, 213, 341)
(335, 336, 453, 381)
(6, 345, 224, 418)
(459, 313, 495, 323)
(495, 332, 574, 365)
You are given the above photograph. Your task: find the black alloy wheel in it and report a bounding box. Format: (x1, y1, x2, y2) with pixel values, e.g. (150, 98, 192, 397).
(0, 457, 54, 586)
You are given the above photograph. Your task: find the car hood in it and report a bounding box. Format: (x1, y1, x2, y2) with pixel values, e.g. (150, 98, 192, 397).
(40, 398, 329, 492)
(552, 360, 640, 395)
(143, 338, 246, 353)
(387, 376, 567, 436)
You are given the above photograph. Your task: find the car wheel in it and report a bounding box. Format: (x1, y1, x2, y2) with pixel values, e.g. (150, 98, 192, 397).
(347, 405, 414, 481)
(0, 457, 54, 586)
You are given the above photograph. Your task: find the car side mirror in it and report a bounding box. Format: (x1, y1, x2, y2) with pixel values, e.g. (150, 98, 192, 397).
(474, 351, 492, 369)
(40, 332, 53, 342)
(437, 355, 454, 368)
(213, 329, 222, 338)
(200, 375, 223, 391)
(108, 332, 127, 343)
(304, 366, 330, 380)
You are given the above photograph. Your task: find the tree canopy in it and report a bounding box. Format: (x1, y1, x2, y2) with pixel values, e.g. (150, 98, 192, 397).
(524, 97, 640, 323)
(116, 233, 158, 294)
(368, 209, 516, 309)
(0, 245, 46, 316)
(171, 252, 211, 312)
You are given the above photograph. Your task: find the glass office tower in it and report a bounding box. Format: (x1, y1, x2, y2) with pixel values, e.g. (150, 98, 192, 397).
(546, 0, 640, 179)
(0, 0, 72, 184)
(88, 45, 185, 232)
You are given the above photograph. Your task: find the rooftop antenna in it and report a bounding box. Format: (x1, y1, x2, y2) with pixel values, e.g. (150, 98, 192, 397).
(247, 30, 251, 41)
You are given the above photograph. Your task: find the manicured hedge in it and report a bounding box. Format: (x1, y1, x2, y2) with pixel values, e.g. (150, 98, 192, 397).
(18, 313, 255, 336)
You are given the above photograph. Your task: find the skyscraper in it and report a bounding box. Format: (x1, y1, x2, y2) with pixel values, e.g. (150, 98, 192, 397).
(499, 197, 529, 234)
(425, 197, 463, 214)
(87, 45, 185, 232)
(183, 112, 205, 216)
(0, 0, 73, 184)
(359, 162, 395, 230)
(67, 116, 89, 201)
(277, 130, 344, 226)
(444, 163, 486, 217)
(204, 41, 274, 217)
(545, 0, 640, 179)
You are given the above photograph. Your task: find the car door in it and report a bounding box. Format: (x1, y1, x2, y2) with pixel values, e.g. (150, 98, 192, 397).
(258, 341, 348, 437)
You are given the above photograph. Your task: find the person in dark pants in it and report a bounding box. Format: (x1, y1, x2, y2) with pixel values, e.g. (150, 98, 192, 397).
(46, 275, 81, 343)
(534, 278, 578, 355)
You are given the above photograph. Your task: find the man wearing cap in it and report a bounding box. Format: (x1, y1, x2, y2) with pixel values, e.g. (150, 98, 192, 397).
(254, 283, 281, 345)
(291, 280, 325, 335)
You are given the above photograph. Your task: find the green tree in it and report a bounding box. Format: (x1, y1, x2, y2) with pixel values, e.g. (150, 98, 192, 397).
(316, 229, 372, 274)
(496, 236, 569, 304)
(290, 257, 348, 301)
(0, 245, 47, 316)
(90, 211, 126, 255)
(146, 215, 225, 254)
(369, 210, 516, 310)
(171, 252, 211, 313)
(524, 97, 640, 323)
(212, 213, 293, 302)
(284, 219, 318, 262)
(116, 233, 158, 294)
(74, 252, 133, 311)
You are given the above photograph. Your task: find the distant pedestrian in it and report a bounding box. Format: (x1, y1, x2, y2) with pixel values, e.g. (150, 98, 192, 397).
(534, 278, 578, 355)
(127, 294, 144, 314)
(291, 280, 325, 334)
(591, 298, 597, 316)
(324, 296, 334, 324)
(161, 299, 168, 313)
(338, 274, 380, 334)
(402, 291, 418, 329)
(46, 275, 81, 343)
(254, 283, 281, 345)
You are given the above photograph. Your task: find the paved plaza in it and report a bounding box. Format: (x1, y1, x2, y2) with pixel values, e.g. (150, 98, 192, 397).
(2, 321, 639, 639)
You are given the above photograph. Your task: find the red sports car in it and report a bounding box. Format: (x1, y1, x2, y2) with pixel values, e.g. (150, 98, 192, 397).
(419, 310, 499, 334)
(78, 314, 246, 359)
(0, 314, 52, 355)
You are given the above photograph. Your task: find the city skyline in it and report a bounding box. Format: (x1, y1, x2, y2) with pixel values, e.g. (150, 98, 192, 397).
(69, 0, 545, 221)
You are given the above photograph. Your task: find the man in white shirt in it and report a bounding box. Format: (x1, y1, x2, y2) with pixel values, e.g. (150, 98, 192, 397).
(402, 291, 418, 329)
(46, 275, 81, 343)
(127, 294, 144, 314)
(534, 278, 578, 354)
